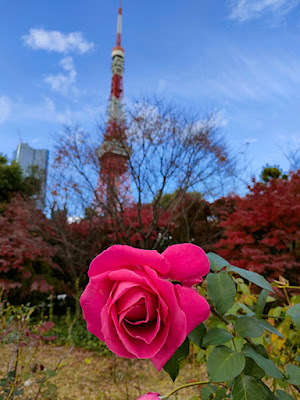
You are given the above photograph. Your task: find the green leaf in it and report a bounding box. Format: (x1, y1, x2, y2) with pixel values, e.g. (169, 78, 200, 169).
(202, 327, 233, 347)
(252, 344, 268, 358)
(207, 252, 230, 272)
(242, 345, 284, 379)
(232, 375, 264, 400)
(215, 387, 227, 400)
(286, 304, 300, 329)
(188, 323, 206, 347)
(45, 369, 56, 377)
(255, 289, 269, 319)
(286, 364, 300, 385)
(276, 390, 295, 400)
(297, 355, 300, 363)
(207, 346, 245, 382)
(237, 302, 255, 316)
(258, 319, 284, 339)
(257, 381, 279, 400)
(201, 384, 218, 400)
(163, 338, 189, 381)
(207, 271, 236, 315)
(227, 265, 274, 293)
(235, 316, 264, 338)
(243, 356, 265, 380)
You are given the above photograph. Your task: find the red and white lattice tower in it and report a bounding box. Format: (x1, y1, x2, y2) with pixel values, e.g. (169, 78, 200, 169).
(95, 1, 132, 209)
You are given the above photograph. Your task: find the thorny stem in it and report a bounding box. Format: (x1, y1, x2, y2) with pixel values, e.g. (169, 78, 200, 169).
(283, 287, 291, 305)
(277, 285, 300, 290)
(272, 280, 300, 290)
(290, 383, 300, 395)
(210, 305, 229, 325)
(232, 337, 237, 352)
(210, 305, 254, 347)
(7, 348, 19, 400)
(161, 380, 210, 399)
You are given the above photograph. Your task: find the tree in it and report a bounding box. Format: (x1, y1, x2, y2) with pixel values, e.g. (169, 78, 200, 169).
(0, 195, 59, 297)
(0, 154, 58, 298)
(284, 143, 300, 172)
(0, 154, 23, 203)
(0, 154, 41, 204)
(260, 165, 287, 183)
(215, 171, 300, 285)
(48, 208, 109, 295)
(51, 99, 236, 251)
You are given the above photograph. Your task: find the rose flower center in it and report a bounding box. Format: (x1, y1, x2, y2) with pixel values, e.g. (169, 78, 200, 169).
(124, 300, 147, 322)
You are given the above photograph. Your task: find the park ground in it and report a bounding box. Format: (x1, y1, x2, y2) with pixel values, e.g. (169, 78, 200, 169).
(1, 344, 207, 400)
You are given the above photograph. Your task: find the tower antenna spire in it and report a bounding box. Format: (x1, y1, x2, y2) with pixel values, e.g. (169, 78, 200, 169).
(95, 0, 132, 210)
(116, 0, 122, 46)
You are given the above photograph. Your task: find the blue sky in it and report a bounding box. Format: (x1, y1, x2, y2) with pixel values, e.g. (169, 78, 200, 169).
(1, 0, 300, 181)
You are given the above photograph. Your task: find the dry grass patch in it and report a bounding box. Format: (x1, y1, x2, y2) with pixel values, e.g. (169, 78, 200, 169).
(1, 344, 207, 399)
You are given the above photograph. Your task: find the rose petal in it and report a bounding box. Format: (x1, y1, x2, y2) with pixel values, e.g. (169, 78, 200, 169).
(123, 314, 160, 344)
(123, 301, 147, 322)
(113, 284, 145, 311)
(89, 245, 170, 278)
(162, 243, 210, 286)
(101, 304, 136, 358)
(175, 285, 210, 334)
(137, 393, 160, 400)
(109, 269, 165, 325)
(108, 269, 162, 293)
(143, 268, 187, 371)
(150, 308, 186, 371)
(145, 292, 158, 321)
(105, 302, 170, 359)
(120, 291, 158, 325)
(79, 272, 113, 341)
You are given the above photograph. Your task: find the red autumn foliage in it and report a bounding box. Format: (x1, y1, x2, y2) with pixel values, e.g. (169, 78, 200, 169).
(215, 171, 300, 284)
(0, 195, 57, 294)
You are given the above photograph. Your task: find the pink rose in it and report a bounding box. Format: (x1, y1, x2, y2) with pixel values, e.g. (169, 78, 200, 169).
(80, 244, 210, 371)
(137, 393, 161, 400)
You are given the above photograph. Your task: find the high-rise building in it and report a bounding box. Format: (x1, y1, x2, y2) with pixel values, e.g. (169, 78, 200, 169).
(13, 142, 49, 209)
(95, 1, 132, 210)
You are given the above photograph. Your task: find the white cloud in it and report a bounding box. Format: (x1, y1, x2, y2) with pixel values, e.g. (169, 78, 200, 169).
(202, 52, 300, 102)
(0, 95, 105, 132)
(0, 96, 12, 124)
(22, 28, 94, 54)
(212, 110, 228, 128)
(10, 96, 104, 126)
(44, 56, 78, 96)
(229, 0, 300, 22)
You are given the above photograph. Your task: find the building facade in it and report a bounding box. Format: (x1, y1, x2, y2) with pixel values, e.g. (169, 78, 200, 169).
(13, 142, 49, 209)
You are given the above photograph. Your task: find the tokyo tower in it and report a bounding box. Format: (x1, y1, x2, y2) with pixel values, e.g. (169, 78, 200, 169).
(95, 0, 131, 210)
